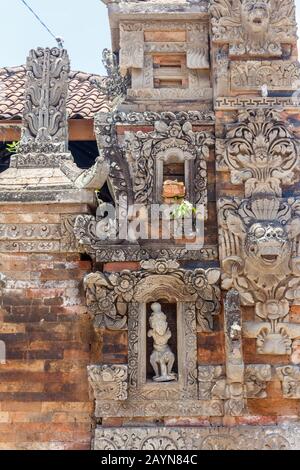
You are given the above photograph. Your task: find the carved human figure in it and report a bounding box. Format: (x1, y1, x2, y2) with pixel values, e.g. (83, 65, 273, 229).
(148, 303, 176, 382)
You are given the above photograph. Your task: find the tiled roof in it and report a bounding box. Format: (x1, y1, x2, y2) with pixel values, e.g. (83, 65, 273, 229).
(0, 66, 110, 120)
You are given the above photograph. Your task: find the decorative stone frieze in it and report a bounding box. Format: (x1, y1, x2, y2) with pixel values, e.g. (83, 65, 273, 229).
(72, 220, 219, 262)
(198, 364, 272, 402)
(93, 425, 299, 450)
(198, 364, 272, 401)
(87, 365, 128, 401)
(230, 61, 300, 92)
(215, 96, 300, 110)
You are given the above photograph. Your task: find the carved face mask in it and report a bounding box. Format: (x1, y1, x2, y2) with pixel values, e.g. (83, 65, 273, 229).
(245, 221, 290, 269)
(241, 1, 271, 36)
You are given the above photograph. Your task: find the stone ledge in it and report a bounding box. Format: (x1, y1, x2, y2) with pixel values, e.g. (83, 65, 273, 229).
(94, 424, 300, 450)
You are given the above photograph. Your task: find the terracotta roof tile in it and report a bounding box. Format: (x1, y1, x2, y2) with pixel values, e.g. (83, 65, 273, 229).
(0, 66, 110, 120)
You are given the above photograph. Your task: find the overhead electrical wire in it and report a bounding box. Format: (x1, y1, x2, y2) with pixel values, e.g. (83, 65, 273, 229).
(20, 0, 64, 48)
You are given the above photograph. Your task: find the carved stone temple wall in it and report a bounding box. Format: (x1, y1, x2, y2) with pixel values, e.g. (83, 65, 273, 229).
(1, 0, 300, 450)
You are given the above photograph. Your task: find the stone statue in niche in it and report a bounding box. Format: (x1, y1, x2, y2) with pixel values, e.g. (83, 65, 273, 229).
(148, 303, 177, 382)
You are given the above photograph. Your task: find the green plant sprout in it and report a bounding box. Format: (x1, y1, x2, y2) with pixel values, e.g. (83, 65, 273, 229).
(170, 200, 196, 219)
(6, 141, 20, 154)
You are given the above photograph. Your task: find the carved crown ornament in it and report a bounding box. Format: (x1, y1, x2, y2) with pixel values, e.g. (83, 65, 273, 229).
(210, 0, 297, 57)
(218, 196, 300, 355)
(217, 109, 300, 198)
(83, 259, 221, 333)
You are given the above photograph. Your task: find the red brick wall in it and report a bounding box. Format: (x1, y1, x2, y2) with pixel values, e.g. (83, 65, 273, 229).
(0, 223, 93, 449)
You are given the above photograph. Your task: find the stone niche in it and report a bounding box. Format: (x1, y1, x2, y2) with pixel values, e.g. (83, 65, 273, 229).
(85, 260, 222, 419)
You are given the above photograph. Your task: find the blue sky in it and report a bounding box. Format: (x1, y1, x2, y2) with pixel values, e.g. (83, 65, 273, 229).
(0, 0, 111, 74)
(1, 0, 300, 75)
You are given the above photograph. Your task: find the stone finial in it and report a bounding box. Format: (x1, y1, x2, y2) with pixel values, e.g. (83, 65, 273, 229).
(0, 47, 109, 194)
(20, 47, 70, 155)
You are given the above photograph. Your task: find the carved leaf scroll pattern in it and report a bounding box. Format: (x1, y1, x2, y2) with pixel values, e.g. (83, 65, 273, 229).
(20, 47, 70, 155)
(217, 109, 300, 198)
(84, 260, 221, 333)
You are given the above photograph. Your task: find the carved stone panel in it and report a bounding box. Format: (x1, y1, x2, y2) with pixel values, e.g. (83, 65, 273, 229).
(187, 24, 209, 69)
(125, 119, 214, 210)
(218, 196, 300, 355)
(120, 28, 144, 72)
(216, 109, 300, 198)
(87, 365, 128, 401)
(276, 366, 300, 398)
(230, 61, 300, 92)
(93, 425, 299, 450)
(84, 261, 221, 333)
(86, 261, 221, 418)
(198, 364, 271, 401)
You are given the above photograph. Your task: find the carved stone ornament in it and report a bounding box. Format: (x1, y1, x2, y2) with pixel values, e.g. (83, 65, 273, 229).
(93, 425, 299, 450)
(92, 49, 130, 109)
(84, 260, 221, 332)
(198, 364, 272, 400)
(197, 291, 272, 415)
(87, 365, 128, 401)
(72, 212, 219, 262)
(20, 47, 70, 155)
(276, 365, 300, 398)
(0, 47, 109, 192)
(94, 110, 214, 207)
(217, 109, 300, 198)
(125, 119, 214, 209)
(230, 61, 300, 92)
(215, 96, 300, 110)
(210, 0, 297, 57)
(219, 196, 300, 354)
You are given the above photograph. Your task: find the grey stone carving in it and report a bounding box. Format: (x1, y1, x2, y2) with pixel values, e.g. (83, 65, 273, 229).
(219, 196, 300, 354)
(87, 365, 128, 401)
(148, 302, 176, 382)
(93, 49, 130, 109)
(84, 262, 221, 332)
(217, 109, 300, 198)
(210, 0, 297, 57)
(93, 425, 298, 450)
(125, 119, 214, 209)
(0, 47, 109, 192)
(223, 289, 246, 415)
(198, 364, 272, 401)
(276, 365, 300, 398)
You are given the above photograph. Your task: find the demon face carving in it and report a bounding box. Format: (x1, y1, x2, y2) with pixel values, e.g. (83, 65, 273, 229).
(245, 221, 290, 271)
(241, 0, 271, 39)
